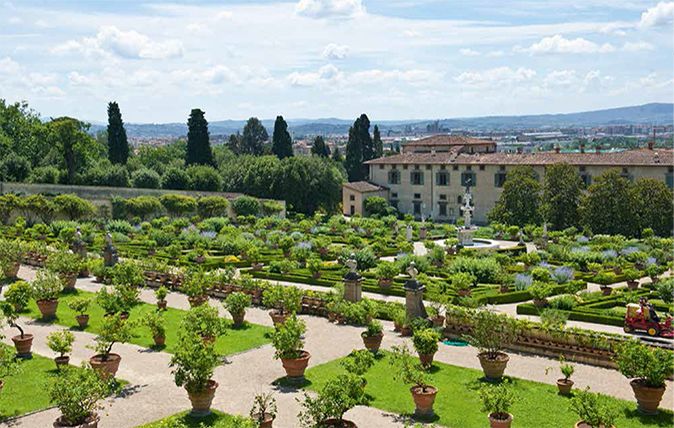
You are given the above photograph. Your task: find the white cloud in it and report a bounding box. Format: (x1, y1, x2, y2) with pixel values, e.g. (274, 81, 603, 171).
(0, 56, 64, 97)
(8, 16, 21, 24)
(459, 48, 480, 57)
(295, 0, 365, 19)
(351, 69, 439, 85)
(515, 35, 615, 54)
(288, 64, 342, 86)
(622, 41, 654, 52)
(639, 1, 674, 27)
(322, 43, 349, 60)
(403, 30, 421, 38)
(543, 70, 577, 87)
(455, 66, 536, 88)
(581, 70, 613, 93)
(0, 56, 21, 75)
(52, 26, 183, 59)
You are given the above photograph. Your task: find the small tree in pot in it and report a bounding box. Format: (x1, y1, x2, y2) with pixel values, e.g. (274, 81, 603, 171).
(451, 272, 476, 297)
(480, 381, 515, 428)
(546, 355, 575, 395)
(155, 286, 169, 310)
(307, 258, 323, 279)
(412, 328, 440, 369)
(263, 285, 303, 326)
(361, 320, 384, 354)
(31, 269, 63, 320)
(297, 373, 365, 428)
(89, 314, 134, 378)
(143, 310, 166, 348)
(4, 280, 31, 312)
(224, 292, 252, 328)
(614, 341, 674, 415)
(181, 304, 226, 344)
(49, 365, 110, 428)
(170, 331, 221, 416)
(464, 311, 519, 381)
(250, 392, 277, 428)
(375, 261, 398, 288)
(47, 330, 75, 368)
(570, 387, 618, 428)
(623, 269, 640, 290)
(1, 302, 33, 357)
(45, 251, 82, 290)
(389, 344, 437, 419)
(183, 270, 212, 307)
(272, 314, 310, 380)
(528, 281, 553, 308)
(0, 238, 25, 278)
(68, 297, 91, 329)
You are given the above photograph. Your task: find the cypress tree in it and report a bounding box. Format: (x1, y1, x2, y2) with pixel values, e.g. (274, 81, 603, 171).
(186, 108, 214, 166)
(271, 115, 293, 159)
(107, 101, 129, 164)
(373, 124, 383, 158)
(311, 136, 330, 158)
(331, 147, 343, 162)
(344, 114, 372, 182)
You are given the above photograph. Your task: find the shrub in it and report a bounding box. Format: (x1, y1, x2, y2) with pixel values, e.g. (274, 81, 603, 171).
(155, 286, 169, 302)
(170, 331, 220, 393)
(363, 196, 390, 217)
(47, 330, 75, 357)
(513, 273, 533, 291)
(340, 349, 375, 376)
(480, 381, 515, 419)
(450, 271, 476, 291)
(91, 314, 134, 360)
(528, 282, 553, 301)
(124, 196, 162, 219)
(28, 165, 61, 184)
(531, 266, 551, 282)
(362, 320, 383, 337)
(271, 314, 306, 359)
(412, 328, 440, 356)
(181, 304, 225, 339)
(232, 196, 261, 217)
(250, 393, 277, 425)
(464, 311, 519, 359)
(143, 310, 166, 339)
(655, 278, 674, 304)
(552, 266, 574, 284)
(375, 261, 398, 280)
(131, 168, 161, 189)
(187, 165, 222, 191)
(614, 341, 674, 388)
(298, 373, 365, 427)
(4, 280, 32, 311)
(67, 297, 91, 315)
(540, 309, 568, 329)
(46, 251, 83, 276)
(162, 167, 191, 190)
(0, 152, 31, 182)
(448, 256, 502, 283)
(263, 285, 303, 315)
(388, 344, 430, 390)
(224, 292, 252, 316)
(197, 196, 229, 218)
(341, 247, 378, 271)
(31, 269, 63, 301)
(160, 194, 197, 216)
(548, 294, 578, 311)
(53, 194, 95, 220)
(48, 365, 110, 426)
(570, 388, 619, 428)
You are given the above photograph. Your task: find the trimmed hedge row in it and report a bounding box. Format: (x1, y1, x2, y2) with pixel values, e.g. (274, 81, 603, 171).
(517, 303, 625, 327)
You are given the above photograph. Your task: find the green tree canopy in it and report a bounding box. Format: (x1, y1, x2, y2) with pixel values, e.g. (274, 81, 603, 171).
(271, 115, 293, 159)
(344, 114, 372, 182)
(0, 99, 49, 167)
(240, 117, 268, 156)
(630, 178, 673, 237)
(310, 136, 330, 158)
(186, 109, 214, 166)
(580, 169, 637, 236)
(46, 117, 100, 184)
(106, 101, 129, 165)
(488, 166, 541, 227)
(373, 124, 383, 158)
(541, 163, 583, 230)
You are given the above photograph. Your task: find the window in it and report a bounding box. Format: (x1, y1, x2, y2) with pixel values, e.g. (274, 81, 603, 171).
(436, 171, 449, 186)
(411, 171, 424, 185)
(388, 169, 400, 185)
(494, 171, 507, 188)
(413, 202, 421, 215)
(479, 165, 485, 171)
(413, 193, 421, 199)
(350, 205, 355, 215)
(349, 194, 355, 201)
(461, 171, 476, 187)
(439, 194, 447, 200)
(425, 165, 432, 170)
(621, 168, 633, 181)
(438, 203, 447, 217)
(580, 174, 592, 187)
(392, 192, 398, 198)
(440, 165, 446, 170)
(452, 165, 459, 171)
(379, 165, 384, 170)
(457, 195, 462, 204)
(403, 165, 408, 170)
(579, 166, 586, 172)
(390, 200, 398, 209)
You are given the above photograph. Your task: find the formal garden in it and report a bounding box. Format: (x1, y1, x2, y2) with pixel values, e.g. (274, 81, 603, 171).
(0, 192, 673, 427)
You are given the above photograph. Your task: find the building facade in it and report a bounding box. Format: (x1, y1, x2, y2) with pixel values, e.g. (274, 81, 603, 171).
(342, 135, 674, 224)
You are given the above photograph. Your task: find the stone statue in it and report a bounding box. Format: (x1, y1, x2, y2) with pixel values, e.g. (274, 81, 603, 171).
(103, 231, 118, 267)
(343, 253, 362, 302)
(460, 183, 474, 229)
(406, 261, 418, 280)
(345, 253, 358, 274)
(72, 227, 86, 258)
(406, 224, 413, 241)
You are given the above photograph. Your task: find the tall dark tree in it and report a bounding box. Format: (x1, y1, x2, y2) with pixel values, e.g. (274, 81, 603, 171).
(331, 147, 343, 162)
(106, 102, 129, 164)
(344, 114, 372, 182)
(241, 117, 269, 156)
(488, 166, 541, 227)
(373, 124, 383, 158)
(271, 116, 293, 159)
(580, 169, 636, 236)
(541, 163, 583, 230)
(311, 136, 330, 158)
(630, 178, 673, 237)
(46, 117, 96, 184)
(186, 109, 214, 166)
(227, 132, 243, 155)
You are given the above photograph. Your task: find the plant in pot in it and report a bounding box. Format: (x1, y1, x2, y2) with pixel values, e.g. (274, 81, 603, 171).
(247, 245, 263, 271)
(451, 272, 476, 297)
(392, 307, 406, 332)
(143, 310, 166, 348)
(645, 263, 664, 284)
(114, 284, 140, 318)
(361, 320, 384, 354)
(31, 269, 64, 320)
(545, 355, 575, 395)
(68, 297, 91, 329)
(155, 286, 169, 310)
(1, 302, 33, 357)
(0, 238, 25, 279)
(614, 341, 674, 415)
(183, 270, 211, 307)
(96, 287, 121, 316)
(297, 372, 365, 428)
(263, 285, 303, 326)
(528, 281, 553, 308)
(388, 344, 437, 419)
(375, 261, 398, 288)
(47, 330, 75, 368)
(412, 328, 441, 369)
(224, 292, 252, 328)
(480, 381, 515, 428)
(464, 311, 519, 381)
(623, 268, 640, 290)
(89, 314, 134, 378)
(4, 280, 31, 312)
(570, 387, 618, 428)
(181, 304, 226, 344)
(49, 364, 111, 428)
(307, 258, 323, 279)
(340, 349, 375, 382)
(46, 251, 82, 290)
(271, 314, 310, 380)
(250, 392, 277, 428)
(170, 331, 221, 417)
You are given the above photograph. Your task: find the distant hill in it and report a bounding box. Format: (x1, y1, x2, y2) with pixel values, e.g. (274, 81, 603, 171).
(90, 103, 673, 138)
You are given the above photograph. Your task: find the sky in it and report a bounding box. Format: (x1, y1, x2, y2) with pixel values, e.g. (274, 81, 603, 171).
(0, 0, 672, 123)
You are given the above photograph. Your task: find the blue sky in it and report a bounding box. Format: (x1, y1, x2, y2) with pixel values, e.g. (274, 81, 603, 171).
(0, 0, 672, 123)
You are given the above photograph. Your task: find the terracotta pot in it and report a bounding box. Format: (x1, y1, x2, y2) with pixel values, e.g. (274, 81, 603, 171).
(319, 419, 357, 428)
(252, 413, 275, 428)
(557, 378, 574, 395)
(489, 412, 513, 428)
(12, 334, 33, 357)
(499, 285, 510, 294)
(188, 296, 207, 308)
(361, 332, 383, 353)
(630, 379, 666, 415)
(574, 421, 614, 428)
(600, 286, 612, 296)
(269, 310, 289, 326)
(53, 414, 99, 428)
(157, 300, 168, 310)
(90, 353, 121, 378)
(458, 289, 472, 297)
(61, 273, 77, 290)
(626, 280, 639, 290)
(55, 355, 70, 368)
(431, 315, 445, 328)
(187, 380, 218, 416)
(76, 314, 90, 329)
(202, 335, 216, 345)
(37, 299, 59, 320)
(280, 351, 311, 379)
(400, 326, 412, 337)
(393, 320, 402, 332)
(410, 385, 437, 418)
(418, 352, 435, 368)
(378, 278, 393, 288)
(3, 261, 20, 278)
(478, 352, 509, 380)
(231, 311, 245, 328)
(154, 335, 166, 347)
(119, 312, 130, 321)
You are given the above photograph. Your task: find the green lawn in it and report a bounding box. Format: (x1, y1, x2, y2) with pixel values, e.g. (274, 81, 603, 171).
(24, 290, 273, 356)
(137, 410, 253, 427)
(304, 352, 674, 428)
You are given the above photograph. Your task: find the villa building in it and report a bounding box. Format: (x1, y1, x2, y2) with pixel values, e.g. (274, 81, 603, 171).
(342, 135, 674, 224)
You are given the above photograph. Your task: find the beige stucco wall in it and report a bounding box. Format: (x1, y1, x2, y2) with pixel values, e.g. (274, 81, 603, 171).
(342, 187, 388, 216)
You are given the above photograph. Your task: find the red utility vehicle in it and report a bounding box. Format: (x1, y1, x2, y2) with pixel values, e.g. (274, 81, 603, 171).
(624, 300, 674, 338)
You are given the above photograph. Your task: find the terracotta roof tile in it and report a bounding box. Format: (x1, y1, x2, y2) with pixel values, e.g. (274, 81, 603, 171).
(404, 135, 494, 147)
(343, 181, 387, 192)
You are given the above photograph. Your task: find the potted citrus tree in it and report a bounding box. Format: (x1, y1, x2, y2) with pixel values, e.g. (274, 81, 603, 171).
(480, 381, 515, 428)
(89, 314, 134, 378)
(68, 297, 92, 329)
(49, 364, 110, 428)
(0, 238, 25, 279)
(183, 270, 211, 307)
(250, 392, 277, 428)
(155, 286, 169, 310)
(143, 310, 166, 347)
(570, 387, 618, 428)
(549, 355, 575, 395)
(361, 320, 384, 353)
(375, 261, 398, 288)
(263, 285, 303, 326)
(297, 373, 364, 427)
(170, 331, 221, 416)
(1, 302, 33, 357)
(224, 292, 252, 328)
(31, 269, 63, 320)
(389, 344, 438, 419)
(4, 280, 31, 312)
(623, 269, 640, 290)
(45, 251, 82, 290)
(412, 328, 440, 368)
(47, 330, 75, 368)
(614, 341, 674, 415)
(181, 304, 225, 344)
(465, 311, 519, 381)
(272, 314, 310, 380)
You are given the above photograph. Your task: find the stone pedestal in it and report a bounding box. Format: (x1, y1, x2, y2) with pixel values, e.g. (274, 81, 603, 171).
(343, 272, 363, 303)
(419, 226, 427, 240)
(404, 280, 427, 320)
(458, 228, 474, 247)
(72, 241, 87, 258)
(103, 245, 119, 267)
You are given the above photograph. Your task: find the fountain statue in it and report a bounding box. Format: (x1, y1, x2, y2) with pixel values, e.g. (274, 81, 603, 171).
(343, 253, 362, 302)
(457, 182, 476, 246)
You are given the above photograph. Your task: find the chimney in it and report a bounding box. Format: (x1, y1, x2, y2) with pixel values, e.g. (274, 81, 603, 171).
(554, 146, 560, 153)
(595, 145, 601, 154)
(516, 147, 523, 154)
(648, 128, 655, 150)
